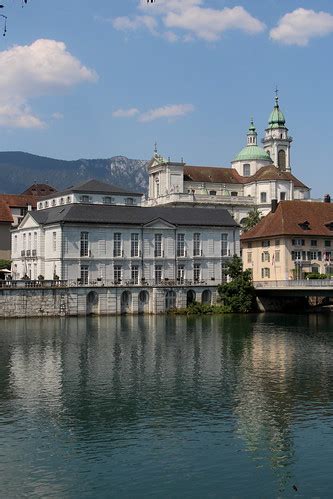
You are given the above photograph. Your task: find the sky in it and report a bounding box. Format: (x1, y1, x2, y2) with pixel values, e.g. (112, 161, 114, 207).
(0, 0, 333, 197)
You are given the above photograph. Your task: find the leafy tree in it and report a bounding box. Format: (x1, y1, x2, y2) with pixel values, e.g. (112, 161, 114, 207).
(242, 207, 262, 232)
(0, 259, 11, 270)
(218, 255, 256, 313)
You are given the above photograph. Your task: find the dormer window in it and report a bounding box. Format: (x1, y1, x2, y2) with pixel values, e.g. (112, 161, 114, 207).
(103, 196, 112, 205)
(45, 201, 49, 208)
(325, 222, 333, 231)
(52, 199, 56, 207)
(67, 196, 71, 204)
(299, 220, 310, 230)
(60, 198, 64, 205)
(125, 197, 135, 206)
(39, 203, 43, 209)
(80, 195, 90, 203)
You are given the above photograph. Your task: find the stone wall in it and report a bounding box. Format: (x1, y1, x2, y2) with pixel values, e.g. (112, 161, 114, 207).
(0, 285, 219, 318)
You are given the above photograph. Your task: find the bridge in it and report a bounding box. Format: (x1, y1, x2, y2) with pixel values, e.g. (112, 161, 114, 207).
(253, 280, 333, 311)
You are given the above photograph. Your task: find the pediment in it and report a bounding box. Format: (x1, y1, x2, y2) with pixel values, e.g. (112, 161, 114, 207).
(143, 218, 176, 229)
(18, 213, 40, 229)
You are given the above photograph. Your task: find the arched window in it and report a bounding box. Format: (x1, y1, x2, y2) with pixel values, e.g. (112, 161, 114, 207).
(243, 164, 250, 176)
(278, 150, 286, 170)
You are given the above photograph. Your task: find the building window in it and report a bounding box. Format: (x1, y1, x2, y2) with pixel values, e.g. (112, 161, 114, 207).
(154, 234, 162, 257)
(126, 197, 135, 206)
(103, 196, 112, 205)
(221, 233, 228, 256)
(28, 233, 32, 251)
(231, 192, 238, 197)
(39, 203, 43, 209)
(275, 239, 280, 246)
(131, 233, 139, 257)
(262, 240, 270, 247)
(177, 234, 185, 257)
(23, 233, 26, 250)
(114, 233, 122, 257)
(247, 242, 252, 249)
(261, 251, 270, 262)
(324, 251, 332, 262)
(60, 198, 64, 205)
(155, 179, 160, 198)
(325, 240, 331, 247)
(280, 192, 286, 201)
(307, 251, 321, 261)
(80, 232, 89, 257)
(247, 252, 252, 264)
(292, 239, 305, 246)
(80, 265, 89, 285)
(278, 150, 286, 170)
(45, 201, 49, 208)
(114, 265, 122, 284)
(243, 164, 250, 177)
(53, 232, 57, 252)
(292, 251, 302, 261)
(260, 192, 267, 203)
(177, 264, 185, 284)
(80, 195, 90, 203)
(275, 250, 280, 263)
(193, 233, 201, 257)
(209, 190, 217, 196)
(310, 240, 317, 247)
(221, 262, 228, 283)
(155, 265, 162, 284)
(52, 200, 56, 207)
(131, 265, 139, 285)
(261, 268, 270, 278)
(193, 263, 201, 283)
(14, 235, 17, 253)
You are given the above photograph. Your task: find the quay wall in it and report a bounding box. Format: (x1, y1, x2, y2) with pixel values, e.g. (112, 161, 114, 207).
(0, 285, 218, 318)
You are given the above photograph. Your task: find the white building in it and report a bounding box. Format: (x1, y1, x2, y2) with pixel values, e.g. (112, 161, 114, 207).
(11, 179, 240, 285)
(145, 95, 310, 223)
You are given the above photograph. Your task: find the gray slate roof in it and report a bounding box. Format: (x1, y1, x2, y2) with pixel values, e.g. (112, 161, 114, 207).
(31, 204, 238, 228)
(42, 179, 143, 199)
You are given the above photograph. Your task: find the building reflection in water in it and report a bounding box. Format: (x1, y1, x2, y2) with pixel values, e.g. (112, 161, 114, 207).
(1, 313, 333, 494)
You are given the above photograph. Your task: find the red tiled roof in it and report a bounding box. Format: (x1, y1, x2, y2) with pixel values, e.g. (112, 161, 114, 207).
(241, 200, 333, 240)
(0, 201, 13, 223)
(21, 183, 57, 196)
(183, 164, 308, 189)
(0, 194, 38, 209)
(247, 165, 308, 189)
(184, 165, 240, 184)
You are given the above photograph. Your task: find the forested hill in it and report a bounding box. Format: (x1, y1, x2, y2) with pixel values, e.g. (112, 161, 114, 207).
(0, 151, 149, 194)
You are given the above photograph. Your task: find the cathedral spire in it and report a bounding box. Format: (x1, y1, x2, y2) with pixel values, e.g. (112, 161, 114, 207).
(247, 118, 257, 146)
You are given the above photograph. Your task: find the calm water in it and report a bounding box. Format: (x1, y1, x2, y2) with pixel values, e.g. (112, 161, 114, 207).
(1, 314, 333, 498)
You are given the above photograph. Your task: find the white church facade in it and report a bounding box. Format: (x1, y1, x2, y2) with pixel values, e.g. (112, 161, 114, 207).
(145, 96, 310, 223)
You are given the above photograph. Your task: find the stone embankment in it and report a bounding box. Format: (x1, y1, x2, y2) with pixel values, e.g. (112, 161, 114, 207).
(0, 282, 217, 318)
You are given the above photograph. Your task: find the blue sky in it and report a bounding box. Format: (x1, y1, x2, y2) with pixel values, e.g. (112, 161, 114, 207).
(0, 0, 333, 196)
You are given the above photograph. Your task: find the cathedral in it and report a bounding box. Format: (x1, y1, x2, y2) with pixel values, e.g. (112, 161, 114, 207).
(145, 95, 310, 223)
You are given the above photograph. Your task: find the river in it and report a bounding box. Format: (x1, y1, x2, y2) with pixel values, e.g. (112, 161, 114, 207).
(1, 314, 333, 498)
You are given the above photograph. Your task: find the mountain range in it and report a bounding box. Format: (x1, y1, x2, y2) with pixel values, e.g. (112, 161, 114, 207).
(0, 152, 149, 195)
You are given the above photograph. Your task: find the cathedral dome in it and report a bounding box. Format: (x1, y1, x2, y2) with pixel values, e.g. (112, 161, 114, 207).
(233, 145, 271, 162)
(268, 96, 286, 128)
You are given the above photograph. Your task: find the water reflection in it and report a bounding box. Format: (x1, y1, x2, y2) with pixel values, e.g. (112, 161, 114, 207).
(1, 314, 333, 497)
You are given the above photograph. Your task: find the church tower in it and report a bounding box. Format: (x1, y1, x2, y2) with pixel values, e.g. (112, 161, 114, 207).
(262, 93, 293, 172)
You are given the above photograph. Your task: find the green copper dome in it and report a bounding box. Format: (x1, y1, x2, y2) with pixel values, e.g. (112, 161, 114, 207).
(268, 96, 286, 128)
(233, 145, 271, 162)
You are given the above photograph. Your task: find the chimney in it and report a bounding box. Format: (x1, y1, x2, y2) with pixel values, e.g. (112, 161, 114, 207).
(271, 199, 278, 213)
(27, 205, 32, 211)
(324, 194, 331, 203)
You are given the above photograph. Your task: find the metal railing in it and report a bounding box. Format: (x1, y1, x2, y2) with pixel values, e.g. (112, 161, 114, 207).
(254, 279, 333, 288)
(0, 279, 214, 289)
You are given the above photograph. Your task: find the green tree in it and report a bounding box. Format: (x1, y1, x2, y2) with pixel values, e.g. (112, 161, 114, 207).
(242, 207, 262, 232)
(0, 259, 11, 270)
(218, 255, 256, 313)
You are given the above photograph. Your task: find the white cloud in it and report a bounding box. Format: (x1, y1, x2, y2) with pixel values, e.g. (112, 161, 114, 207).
(112, 108, 140, 118)
(270, 8, 333, 46)
(51, 112, 64, 120)
(0, 39, 97, 128)
(113, 1, 265, 43)
(138, 104, 194, 123)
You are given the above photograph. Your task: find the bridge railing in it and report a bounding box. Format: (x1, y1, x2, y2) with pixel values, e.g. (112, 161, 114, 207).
(254, 279, 333, 288)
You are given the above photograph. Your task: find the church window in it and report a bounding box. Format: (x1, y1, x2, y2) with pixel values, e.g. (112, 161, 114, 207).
(243, 164, 250, 177)
(278, 150, 286, 170)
